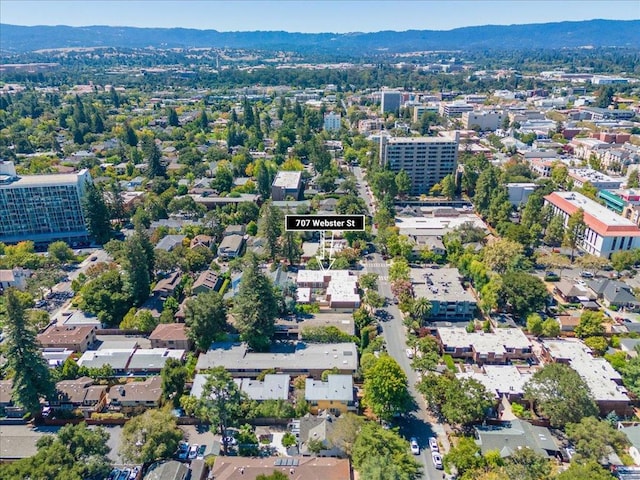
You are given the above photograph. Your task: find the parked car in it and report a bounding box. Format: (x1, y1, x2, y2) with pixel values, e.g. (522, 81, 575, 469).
(117, 469, 131, 480)
(580, 271, 594, 278)
(428, 436, 439, 452)
(224, 436, 238, 446)
(129, 467, 140, 480)
(177, 441, 189, 460)
(196, 444, 206, 459)
(90, 255, 97, 261)
(405, 348, 414, 359)
(432, 452, 443, 469)
(108, 469, 120, 480)
(410, 437, 420, 455)
(188, 444, 199, 460)
(544, 271, 560, 282)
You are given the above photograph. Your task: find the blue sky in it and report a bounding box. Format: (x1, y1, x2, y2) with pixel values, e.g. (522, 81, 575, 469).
(1, 1, 638, 32)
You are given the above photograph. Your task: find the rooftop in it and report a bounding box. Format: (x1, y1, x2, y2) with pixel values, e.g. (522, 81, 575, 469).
(196, 342, 358, 373)
(542, 339, 630, 402)
(191, 374, 291, 401)
(475, 419, 559, 458)
(458, 365, 536, 398)
(411, 268, 476, 304)
(37, 325, 95, 348)
(568, 168, 622, 184)
(77, 348, 134, 371)
(272, 170, 302, 189)
(545, 191, 640, 236)
(438, 327, 531, 354)
(149, 323, 188, 342)
(111, 376, 162, 403)
(0, 168, 90, 189)
(127, 348, 185, 371)
(396, 213, 487, 237)
(305, 375, 354, 402)
(209, 456, 351, 480)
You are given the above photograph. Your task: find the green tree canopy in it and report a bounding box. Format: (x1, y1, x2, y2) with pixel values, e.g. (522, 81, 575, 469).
(362, 355, 412, 421)
(161, 357, 188, 407)
(566, 416, 629, 464)
(185, 291, 228, 351)
(498, 271, 548, 318)
(120, 408, 183, 465)
(524, 363, 598, 428)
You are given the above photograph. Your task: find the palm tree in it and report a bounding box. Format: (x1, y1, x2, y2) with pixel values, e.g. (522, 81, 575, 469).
(411, 298, 432, 325)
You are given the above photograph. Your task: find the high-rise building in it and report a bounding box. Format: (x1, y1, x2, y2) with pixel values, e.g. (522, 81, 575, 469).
(0, 161, 91, 245)
(380, 90, 402, 115)
(380, 133, 460, 196)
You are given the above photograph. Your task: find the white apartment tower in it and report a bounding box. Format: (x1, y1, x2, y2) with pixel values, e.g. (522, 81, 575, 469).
(380, 133, 460, 196)
(323, 112, 341, 131)
(0, 161, 92, 245)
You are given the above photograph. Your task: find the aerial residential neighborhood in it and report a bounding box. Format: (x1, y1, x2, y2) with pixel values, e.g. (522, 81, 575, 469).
(1, 5, 640, 480)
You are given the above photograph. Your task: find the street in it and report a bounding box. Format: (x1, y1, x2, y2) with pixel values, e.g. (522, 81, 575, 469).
(353, 165, 449, 479)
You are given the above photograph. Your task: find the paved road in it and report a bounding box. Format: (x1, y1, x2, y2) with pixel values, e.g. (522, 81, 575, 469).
(364, 254, 448, 480)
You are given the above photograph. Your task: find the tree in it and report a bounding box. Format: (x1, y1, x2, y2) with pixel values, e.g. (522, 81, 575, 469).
(555, 461, 616, 480)
(142, 135, 166, 178)
(167, 107, 179, 127)
(120, 408, 183, 464)
(83, 182, 111, 244)
(5, 288, 55, 415)
(628, 168, 640, 189)
(563, 209, 586, 262)
(537, 252, 571, 275)
(440, 174, 457, 200)
(259, 202, 282, 261)
(389, 257, 410, 282)
(198, 367, 245, 455)
(575, 254, 610, 273)
(498, 272, 548, 318)
(575, 310, 606, 338)
(544, 214, 565, 247)
(359, 273, 379, 291)
(123, 233, 152, 306)
(328, 412, 365, 456)
(541, 318, 560, 338)
(410, 336, 440, 372)
(503, 447, 552, 480)
(0, 422, 111, 480)
(79, 269, 133, 326)
(411, 297, 432, 325)
(524, 363, 598, 428)
(395, 169, 412, 197)
(359, 454, 415, 480)
(47, 241, 75, 264)
(474, 166, 500, 216)
(526, 313, 544, 336)
(565, 416, 629, 463)
(483, 238, 525, 274)
(351, 422, 421, 479)
(281, 230, 302, 265)
(443, 436, 486, 476)
(362, 355, 412, 421)
(233, 255, 278, 351)
(440, 377, 494, 426)
(185, 291, 227, 351)
(611, 249, 636, 274)
(158, 359, 185, 408)
(119, 308, 158, 333)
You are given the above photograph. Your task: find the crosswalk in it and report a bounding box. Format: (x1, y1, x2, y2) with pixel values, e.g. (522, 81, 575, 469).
(365, 262, 391, 268)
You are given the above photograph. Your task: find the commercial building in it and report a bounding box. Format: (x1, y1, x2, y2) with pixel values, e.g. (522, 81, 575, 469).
(567, 168, 622, 190)
(544, 191, 640, 258)
(296, 270, 360, 310)
(380, 133, 459, 195)
(541, 339, 632, 416)
(272, 171, 303, 201)
(323, 112, 341, 131)
(380, 90, 402, 114)
(411, 268, 477, 321)
(506, 183, 537, 207)
(462, 110, 505, 131)
(439, 101, 474, 118)
(412, 104, 439, 122)
(0, 161, 91, 245)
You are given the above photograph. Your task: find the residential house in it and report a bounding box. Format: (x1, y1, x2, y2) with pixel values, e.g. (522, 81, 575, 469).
(298, 412, 347, 458)
(41, 347, 74, 367)
(619, 425, 640, 466)
(109, 376, 163, 413)
(196, 342, 358, 379)
(305, 375, 356, 415)
(77, 348, 135, 375)
(218, 234, 245, 260)
(190, 235, 214, 249)
(192, 270, 223, 295)
(0, 380, 25, 418)
(209, 456, 351, 480)
(37, 325, 97, 353)
(223, 224, 245, 237)
(152, 271, 182, 300)
(588, 278, 640, 311)
(475, 419, 561, 459)
(191, 374, 291, 401)
(458, 365, 536, 402)
(126, 348, 185, 374)
(436, 327, 533, 365)
(155, 235, 186, 252)
(50, 377, 108, 418)
(149, 323, 192, 350)
(0, 267, 30, 290)
(143, 460, 189, 480)
(553, 279, 596, 304)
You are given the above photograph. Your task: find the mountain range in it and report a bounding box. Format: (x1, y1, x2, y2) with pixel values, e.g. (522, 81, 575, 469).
(1, 20, 639, 55)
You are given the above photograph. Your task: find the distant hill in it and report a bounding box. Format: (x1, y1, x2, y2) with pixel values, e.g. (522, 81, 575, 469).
(1, 20, 639, 54)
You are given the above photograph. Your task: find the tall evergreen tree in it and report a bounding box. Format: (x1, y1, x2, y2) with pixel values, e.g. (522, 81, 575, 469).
(167, 107, 179, 127)
(5, 288, 55, 415)
(142, 136, 166, 179)
(184, 291, 228, 351)
(124, 233, 152, 306)
(233, 255, 278, 351)
(259, 201, 283, 261)
(82, 182, 111, 244)
(281, 230, 302, 265)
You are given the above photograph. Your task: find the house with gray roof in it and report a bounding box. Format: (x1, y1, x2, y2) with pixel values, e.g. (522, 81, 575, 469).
(217, 234, 245, 260)
(305, 375, 356, 415)
(143, 460, 188, 480)
(475, 419, 561, 459)
(191, 374, 290, 401)
(155, 235, 186, 252)
(588, 278, 640, 311)
(298, 411, 347, 458)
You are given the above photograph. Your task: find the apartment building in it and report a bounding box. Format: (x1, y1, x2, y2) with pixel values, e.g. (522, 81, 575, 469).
(323, 112, 341, 131)
(0, 161, 91, 244)
(380, 133, 459, 195)
(462, 110, 505, 131)
(437, 327, 533, 365)
(380, 90, 402, 114)
(544, 191, 640, 258)
(439, 101, 473, 118)
(411, 267, 476, 321)
(272, 170, 303, 201)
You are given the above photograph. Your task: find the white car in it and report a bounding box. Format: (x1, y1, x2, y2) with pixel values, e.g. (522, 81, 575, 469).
(410, 437, 420, 455)
(429, 436, 439, 452)
(432, 451, 443, 469)
(405, 348, 414, 359)
(188, 444, 198, 460)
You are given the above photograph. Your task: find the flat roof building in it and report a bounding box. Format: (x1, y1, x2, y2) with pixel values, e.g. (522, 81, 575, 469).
(380, 90, 402, 114)
(544, 191, 640, 258)
(437, 327, 533, 364)
(411, 268, 477, 321)
(568, 168, 623, 190)
(191, 373, 291, 401)
(272, 171, 303, 201)
(380, 133, 459, 196)
(196, 342, 358, 379)
(0, 161, 92, 244)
